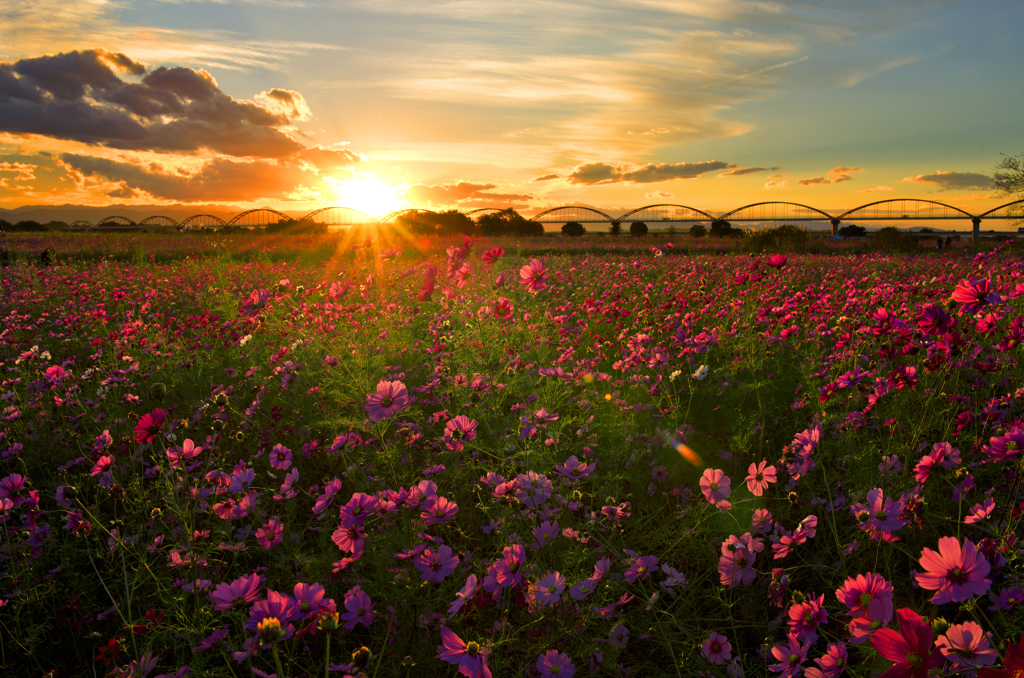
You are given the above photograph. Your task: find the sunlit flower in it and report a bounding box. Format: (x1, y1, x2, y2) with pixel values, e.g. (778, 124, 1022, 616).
(915, 536, 991, 604)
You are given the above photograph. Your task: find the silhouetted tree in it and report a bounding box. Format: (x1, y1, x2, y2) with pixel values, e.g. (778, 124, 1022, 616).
(561, 221, 585, 237)
(689, 223, 706, 238)
(710, 219, 735, 237)
(630, 221, 648, 237)
(477, 209, 543, 237)
(838, 224, 866, 237)
(609, 221, 622, 236)
(12, 220, 46, 232)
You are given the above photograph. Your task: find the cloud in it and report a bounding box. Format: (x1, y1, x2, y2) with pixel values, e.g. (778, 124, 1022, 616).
(644, 191, 675, 199)
(903, 170, 993, 191)
(567, 160, 734, 185)
(798, 166, 863, 186)
(60, 153, 328, 202)
(531, 173, 559, 182)
(717, 166, 781, 178)
(765, 179, 788, 189)
(403, 181, 533, 207)
(0, 50, 340, 161)
(859, 185, 894, 193)
(948, 193, 1002, 201)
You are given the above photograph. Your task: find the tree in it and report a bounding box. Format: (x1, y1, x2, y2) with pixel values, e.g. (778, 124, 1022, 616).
(561, 221, 585, 237)
(710, 219, 735, 237)
(477, 208, 543, 237)
(629, 221, 648, 237)
(688, 223, 706, 238)
(609, 221, 622, 236)
(11, 220, 47, 232)
(838, 224, 866, 237)
(995, 151, 1024, 197)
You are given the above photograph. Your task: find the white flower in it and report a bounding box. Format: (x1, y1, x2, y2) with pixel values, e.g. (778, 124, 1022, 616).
(669, 370, 682, 382)
(692, 365, 709, 380)
(239, 334, 252, 346)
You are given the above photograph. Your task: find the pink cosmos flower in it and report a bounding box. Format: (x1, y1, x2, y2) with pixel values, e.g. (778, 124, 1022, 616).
(870, 608, 944, 678)
(935, 621, 998, 669)
(554, 455, 596, 480)
(745, 461, 777, 496)
(534, 572, 566, 606)
(443, 415, 478, 451)
(519, 258, 548, 293)
(965, 497, 996, 524)
(787, 593, 827, 641)
(700, 468, 731, 503)
(331, 524, 365, 554)
(448, 575, 479, 618)
(917, 304, 956, 335)
(90, 455, 114, 477)
(415, 545, 460, 583)
(291, 582, 334, 621)
(624, 554, 658, 583)
(340, 586, 375, 631)
(133, 408, 166, 443)
(915, 536, 991, 604)
(339, 492, 379, 527)
(537, 650, 575, 678)
(481, 246, 505, 265)
(437, 627, 492, 678)
(702, 633, 732, 664)
(491, 297, 514, 320)
(167, 439, 202, 469)
(836, 572, 894, 621)
(268, 444, 292, 470)
(421, 495, 459, 526)
(951, 278, 1001, 314)
(364, 380, 409, 421)
(245, 590, 298, 633)
(769, 635, 810, 677)
(767, 254, 787, 269)
(209, 574, 264, 612)
(804, 642, 847, 678)
(494, 544, 527, 588)
(256, 518, 283, 550)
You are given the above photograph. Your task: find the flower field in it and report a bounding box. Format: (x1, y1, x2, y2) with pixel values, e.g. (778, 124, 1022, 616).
(1, 231, 1022, 678)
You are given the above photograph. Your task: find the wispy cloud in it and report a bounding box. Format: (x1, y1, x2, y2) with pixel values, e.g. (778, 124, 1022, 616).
(903, 170, 993, 191)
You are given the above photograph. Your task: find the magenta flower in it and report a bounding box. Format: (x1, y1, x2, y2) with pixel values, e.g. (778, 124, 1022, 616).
(916, 304, 956, 335)
(339, 492, 379, 528)
(700, 468, 731, 503)
(965, 497, 996, 524)
(537, 649, 575, 678)
(531, 520, 560, 549)
(554, 455, 596, 480)
(624, 554, 658, 583)
(291, 582, 334, 621)
(870, 608, 943, 678)
(415, 545, 460, 583)
(245, 590, 298, 632)
(256, 518, 283, 550)
(519, 258, 548, 293)
(702, 633, 732, 664)
(481, 246, 505, 265)
(437, 627, 492, 678)
(331, 524, 365, 554)
(850, 488, 907, 540)
(364, 380, 409, 421)
(494, 544, 527, 588)
(804, 642, 847, 678)
(443, 415, 478, 451)
(745, 461, 776, 496)
(915, 536, 991, 604)
(951, 278, 1001, 314)
(769, 635, 810, 677)
(90, 455, 114, 477)
(448, 574, 479, 618)
(421, 495, 459, 526)
(268, 444, 291, 470)
(766, 254, 787, 269)
(133, 408, 166, 443)
(787, 593, 827, 641)
(340, 586, 375, 631)
(534, 572, 566, 606)
(167, 439, 203, 469)
(935, 621, 998, 669)
(207, 574, 261, 612)
(836, 572, 894, 621)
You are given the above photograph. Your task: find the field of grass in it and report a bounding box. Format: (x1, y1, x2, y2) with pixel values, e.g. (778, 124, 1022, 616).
(0, 230, 1022, 678)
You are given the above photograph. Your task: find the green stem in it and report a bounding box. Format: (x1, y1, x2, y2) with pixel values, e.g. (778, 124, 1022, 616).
(324, 633, 331, 678)
(272, 640, 285, 678)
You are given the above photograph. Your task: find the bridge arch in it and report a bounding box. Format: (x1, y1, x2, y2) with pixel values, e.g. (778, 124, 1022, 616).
(719, 202, 835, 222)
(301, 206, 379, 225)
(180, 214, 227, 229)
(227, 208, 292, 227)
(979, 199, 1024, 219)
(379, 208, 436, 224)
(96, 216, 137, 228)
(138, 215, 180, 228)
(529, 205, 615, 222)
(68, 220, 94, 230)
(464, 207, 504, 217)
(838, 199, 974, 221)
(616, 204, 716, 222)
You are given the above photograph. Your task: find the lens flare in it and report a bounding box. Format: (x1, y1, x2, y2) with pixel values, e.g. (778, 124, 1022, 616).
(676, 443, 702, 466)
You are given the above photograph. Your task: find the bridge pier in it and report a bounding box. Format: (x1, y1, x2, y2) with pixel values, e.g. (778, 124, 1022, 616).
(830, 219, 840, 237)
(972, 217, 981, 242)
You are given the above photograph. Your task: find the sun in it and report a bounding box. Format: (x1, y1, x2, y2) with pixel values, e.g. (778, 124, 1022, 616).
(330, 174, 407, 218)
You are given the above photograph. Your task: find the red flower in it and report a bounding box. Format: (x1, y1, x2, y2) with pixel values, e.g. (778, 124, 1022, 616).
(93, 637, 122, 666)
(133, 409, 166, 444)
(978, 630, 1024, 677)
(870, 608, 944, 678)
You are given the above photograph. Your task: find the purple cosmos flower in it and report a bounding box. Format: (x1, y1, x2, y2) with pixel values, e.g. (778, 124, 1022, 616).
(702, 633, 732, 664)
(915, 536, 991, 604)
(443, 415, 477, 451)
(364, 380, 409, 421)
(421, 495, 459, 526)
(531, 520, 560, 549)
(437, 627, 491, 678)
(415, 545, 460, 583)
(534, 572, 565, 606)
(268, 444, 291, 470)
(340, 586, 375, 631)
(448, 574, 479, 618)
(537, 649, 575, 678)
(255, 518, 283, 550)
(209, 573, 263, 611)
(624, 554, 658, 583)
(554, 455, 596, 480)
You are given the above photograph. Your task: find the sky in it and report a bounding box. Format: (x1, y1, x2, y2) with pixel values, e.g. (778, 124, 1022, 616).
(1, 0, 1022, 225)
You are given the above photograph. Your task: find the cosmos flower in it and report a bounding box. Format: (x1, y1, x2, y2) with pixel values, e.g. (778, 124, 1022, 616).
(870, 608, 943, 678)
(364, 380, 409, 421)
(915, 536, 991, 604)
(437, 627, 492, 678)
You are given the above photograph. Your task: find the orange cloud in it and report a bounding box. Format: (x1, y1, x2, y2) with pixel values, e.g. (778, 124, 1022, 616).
(798, 166, 863, 186)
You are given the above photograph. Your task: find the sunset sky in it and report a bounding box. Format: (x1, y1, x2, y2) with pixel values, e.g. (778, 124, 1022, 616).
(1, 0, 1022, 221)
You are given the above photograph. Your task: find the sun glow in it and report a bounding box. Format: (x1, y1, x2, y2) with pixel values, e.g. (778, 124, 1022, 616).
(330, 174, 407, 218)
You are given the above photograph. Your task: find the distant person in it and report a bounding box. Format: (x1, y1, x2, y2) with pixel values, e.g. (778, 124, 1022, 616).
(946, 236, 952, 249)
(937, 236, 943, 251)
(40, 248, 52, 267)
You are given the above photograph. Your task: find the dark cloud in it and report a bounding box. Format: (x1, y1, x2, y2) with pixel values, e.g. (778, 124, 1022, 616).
(798, 166, 863, 186)
(903, 170, 993, 191)
(0, 49, 342, 162)
(567, 160, 735, 185)
(61, 153, 323, 202)
(717, 166, 781, 177)
(107, 182, 141, 199)
(531, 173, 560, 182)
(404, 181, 533, 206)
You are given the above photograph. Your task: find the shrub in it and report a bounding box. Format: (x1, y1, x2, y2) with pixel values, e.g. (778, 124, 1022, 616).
(838, 224, 866, 237)
(630, 221, 648, 236)
(561, 221, 586, 237)
(744, 223, 809, 251)
(689, 223, 707, 238)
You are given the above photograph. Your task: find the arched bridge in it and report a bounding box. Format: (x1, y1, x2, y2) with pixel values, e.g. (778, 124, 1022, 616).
(63, 198, 1024, 239)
